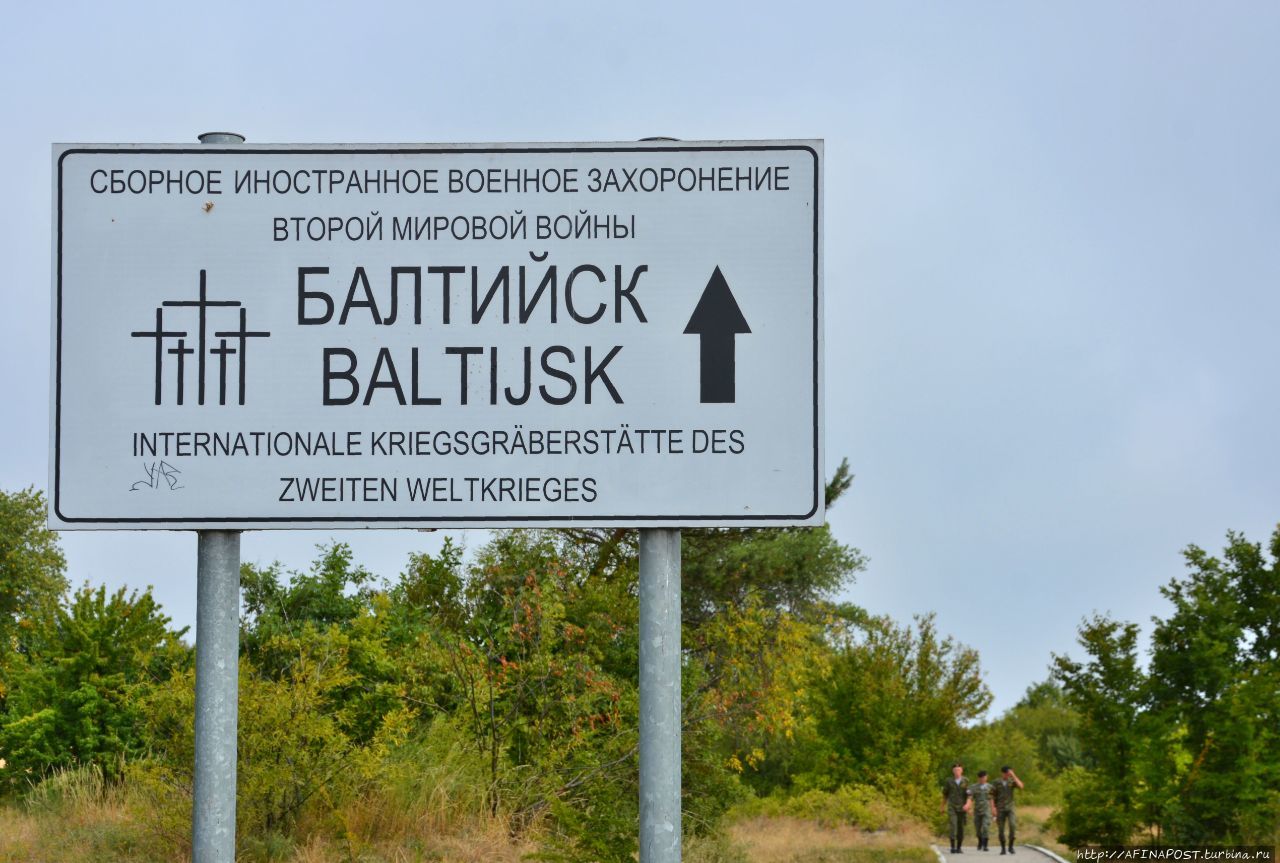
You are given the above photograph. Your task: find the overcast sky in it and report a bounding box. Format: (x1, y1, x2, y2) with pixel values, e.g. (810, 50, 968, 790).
(3, 2, 1278, 715)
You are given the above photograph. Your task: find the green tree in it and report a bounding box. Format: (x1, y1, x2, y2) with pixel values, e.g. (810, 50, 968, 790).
(0, 584, 186, 789)
(387, 531, 643, 861)
(241, 542, 377, 649)
(1050, 529, 1280, 845)
(135, 651, 416, 845)
(965, 679, 1086, 807)
(803, 612, 990, 811)
(1051, 614, 1147, 844)
(240, 543, 403, 743)
(1007, 680, 1087, 775)
(1145, 528, 1280, 842)
(0, 488, 68, 697)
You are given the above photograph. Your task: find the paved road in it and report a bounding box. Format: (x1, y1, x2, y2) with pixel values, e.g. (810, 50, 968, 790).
(932, 843, 1070, 863)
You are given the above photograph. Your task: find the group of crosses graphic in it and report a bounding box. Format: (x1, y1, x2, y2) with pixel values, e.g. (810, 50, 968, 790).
(130, 270, 270, 405)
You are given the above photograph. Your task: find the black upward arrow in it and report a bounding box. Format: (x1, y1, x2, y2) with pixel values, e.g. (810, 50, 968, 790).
(683, 266, 751, 403)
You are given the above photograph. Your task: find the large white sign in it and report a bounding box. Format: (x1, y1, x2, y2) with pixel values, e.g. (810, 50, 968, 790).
(50, 142, 823, 529)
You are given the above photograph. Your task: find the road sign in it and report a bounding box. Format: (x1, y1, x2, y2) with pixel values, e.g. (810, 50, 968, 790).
(51, 141, 823, 528)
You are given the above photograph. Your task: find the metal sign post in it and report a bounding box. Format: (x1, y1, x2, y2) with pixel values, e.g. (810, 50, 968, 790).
(191, 131, 244, 863)
(639, 528, 682, 863)
(193, 528, 240, 862)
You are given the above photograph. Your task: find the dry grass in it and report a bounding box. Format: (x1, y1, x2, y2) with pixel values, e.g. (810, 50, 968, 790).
(0, 802, 944, 863)
(0, 765, 539, 863)
(0, 799, 537, 863)
(731, 815, 936, 863)
(0, 766, 950, 863)
(277, 826, 536, 863)
(0, 806, 45, 861)
(0, 781, 174, 863)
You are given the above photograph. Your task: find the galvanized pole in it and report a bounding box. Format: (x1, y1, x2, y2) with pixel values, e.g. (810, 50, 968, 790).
(639, 528, 681, 863)
(193, 529, 240, 861)
(193, 131, 245, 863)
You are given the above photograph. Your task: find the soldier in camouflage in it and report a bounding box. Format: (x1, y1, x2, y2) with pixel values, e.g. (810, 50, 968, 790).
(941, 762, 969, 853)
(965, 770, 997, 851)
(994, 765, 1024, 854)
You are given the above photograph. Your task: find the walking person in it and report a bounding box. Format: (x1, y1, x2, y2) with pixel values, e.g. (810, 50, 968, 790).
(994, 765, 1024, 854)
(965, 770, 997, 851)
(941, 762, 969, 853)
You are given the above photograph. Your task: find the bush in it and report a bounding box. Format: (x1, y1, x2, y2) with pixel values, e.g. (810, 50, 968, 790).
(1051, 765, 1140, 847)
(0, 584, 186, 790)
(330, 713, 500, 847)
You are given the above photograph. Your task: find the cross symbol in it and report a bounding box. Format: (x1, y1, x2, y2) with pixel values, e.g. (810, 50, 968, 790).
(214, 307, 271, 405)
(130, 307, 188, 405)
(166, 338, 195, 405)
(163, 269, 240, 405)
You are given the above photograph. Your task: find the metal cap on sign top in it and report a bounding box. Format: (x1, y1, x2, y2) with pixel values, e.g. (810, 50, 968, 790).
(197, 132, 245, 144)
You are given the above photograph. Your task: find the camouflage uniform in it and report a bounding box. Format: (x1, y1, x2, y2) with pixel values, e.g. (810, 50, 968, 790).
(943, 776, 969, 849)
(968, 781, 995, 846)
(994, 778, 1018, 851)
